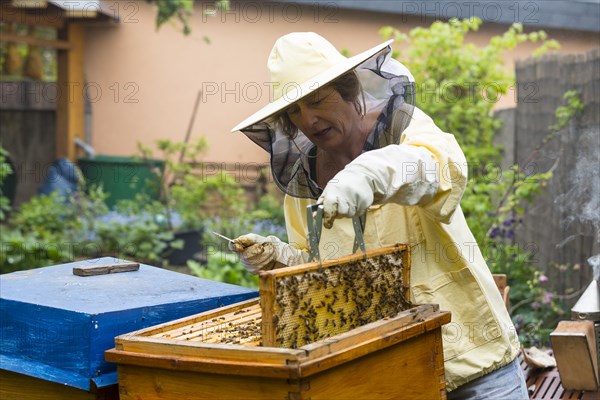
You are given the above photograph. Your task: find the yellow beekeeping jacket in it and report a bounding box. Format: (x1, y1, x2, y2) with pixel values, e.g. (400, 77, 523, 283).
(283, 107, 520, 391)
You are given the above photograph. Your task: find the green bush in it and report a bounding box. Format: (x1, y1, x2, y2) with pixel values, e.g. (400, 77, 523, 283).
(188, 251, 258, 289)
(0, 137, 264, 273)
(0, 184, 110, 273)
(0, 137, 288, 286)
(189, 192, 288, 286)
(137, 138, 246, 230)
(0, 147, 12, 221)
(146, 0, 229, 35)
(381, 18, 559, 167)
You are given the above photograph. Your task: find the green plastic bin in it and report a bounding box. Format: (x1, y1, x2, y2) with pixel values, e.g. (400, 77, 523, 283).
(78, 155, 164, 208)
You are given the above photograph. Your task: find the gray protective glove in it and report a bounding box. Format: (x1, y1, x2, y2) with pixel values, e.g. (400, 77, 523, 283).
(229, 233, 309, 274)
(318, 144, 439, 229)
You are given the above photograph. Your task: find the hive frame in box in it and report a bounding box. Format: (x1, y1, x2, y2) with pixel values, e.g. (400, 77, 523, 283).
(259, 244, 411, 348)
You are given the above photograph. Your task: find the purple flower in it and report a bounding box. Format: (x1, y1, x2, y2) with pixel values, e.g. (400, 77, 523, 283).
(507, 230, 514, 239)
(489, 227, 501, 239)
(531, 301, 541, 310)
(538, 274, 549, 282)
(542, 291, 553, 304)
(503, 218, 516, 227)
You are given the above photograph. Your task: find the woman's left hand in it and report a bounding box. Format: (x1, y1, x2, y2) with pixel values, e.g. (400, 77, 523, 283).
(318, 144, 439, 229)
(317, 169, 374, 229)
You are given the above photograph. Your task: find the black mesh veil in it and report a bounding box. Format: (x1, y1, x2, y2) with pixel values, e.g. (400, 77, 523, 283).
(241, 46, 416, 199)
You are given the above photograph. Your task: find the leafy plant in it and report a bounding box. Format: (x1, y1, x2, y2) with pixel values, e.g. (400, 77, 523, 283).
(381, 18, 559, 167)
(0, 146, 14, 221)
(146, 0, 230, 35)
(188, 251, 258, 289)
(188, 191, 287, 286)
(136, 137, 246, 231)
(0, 181, 111, 273)
(0, 135, 286, 279)
(0, 229, 68, 273)
(96, 194, 181, 265)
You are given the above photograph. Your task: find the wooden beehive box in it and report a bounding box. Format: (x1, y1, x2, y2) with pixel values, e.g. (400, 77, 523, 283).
(106, 245, 452, 399)
(107, 299, 449, 400)
(0, 257, 257, 400)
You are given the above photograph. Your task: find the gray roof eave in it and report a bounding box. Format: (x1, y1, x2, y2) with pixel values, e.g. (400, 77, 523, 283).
(276, 0, 600, 33)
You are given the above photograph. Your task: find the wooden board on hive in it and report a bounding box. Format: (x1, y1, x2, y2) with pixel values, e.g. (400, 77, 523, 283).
(258, 244, 411, 348)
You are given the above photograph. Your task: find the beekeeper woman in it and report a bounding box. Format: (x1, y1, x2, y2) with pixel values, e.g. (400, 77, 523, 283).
(230, 32, 527, 399)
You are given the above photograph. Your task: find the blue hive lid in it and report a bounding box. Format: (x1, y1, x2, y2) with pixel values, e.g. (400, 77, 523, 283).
(1, 257, 255, 313)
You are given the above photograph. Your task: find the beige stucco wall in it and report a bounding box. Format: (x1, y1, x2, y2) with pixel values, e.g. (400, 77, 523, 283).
(84, 1, 599, 164)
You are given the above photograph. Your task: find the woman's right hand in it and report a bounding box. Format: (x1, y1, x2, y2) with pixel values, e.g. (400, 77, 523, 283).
(229, 234, 309, 274)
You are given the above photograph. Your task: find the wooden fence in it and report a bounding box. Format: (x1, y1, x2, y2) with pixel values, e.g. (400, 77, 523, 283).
(513, 48, 600, 301)
(1, 81, 58, 206)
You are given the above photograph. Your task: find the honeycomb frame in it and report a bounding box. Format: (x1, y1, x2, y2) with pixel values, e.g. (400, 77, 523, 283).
(259, 244, 411, 348)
